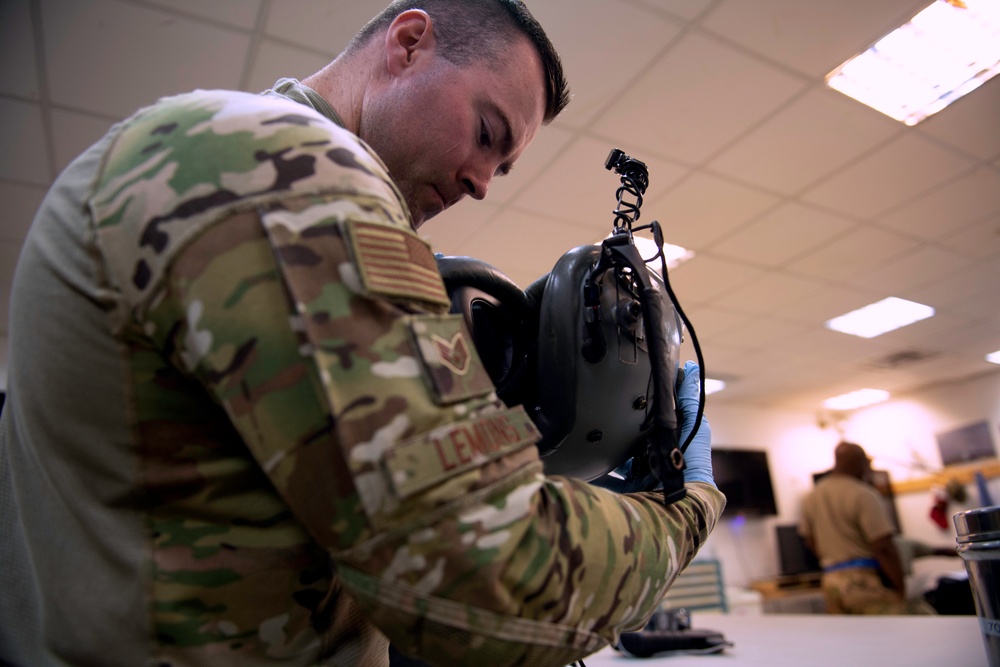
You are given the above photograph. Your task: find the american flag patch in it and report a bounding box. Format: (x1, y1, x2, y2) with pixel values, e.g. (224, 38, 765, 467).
(346, 221, 450, 307)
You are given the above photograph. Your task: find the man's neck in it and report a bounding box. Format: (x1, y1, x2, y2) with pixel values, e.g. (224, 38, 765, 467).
(302, 56, 372, 136)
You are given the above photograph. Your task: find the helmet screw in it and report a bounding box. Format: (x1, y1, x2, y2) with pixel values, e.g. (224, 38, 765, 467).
(586, 429, 603, 443)
(633, 396, 647, 410)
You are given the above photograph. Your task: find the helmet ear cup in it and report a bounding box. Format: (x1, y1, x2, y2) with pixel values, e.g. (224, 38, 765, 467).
(534, 245, 658, 481)
(435, 256, 530, 396)
(531, 245, 601, 457)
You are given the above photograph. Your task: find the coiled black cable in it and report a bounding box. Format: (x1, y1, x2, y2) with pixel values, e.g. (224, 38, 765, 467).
(611, 164, 646, 235)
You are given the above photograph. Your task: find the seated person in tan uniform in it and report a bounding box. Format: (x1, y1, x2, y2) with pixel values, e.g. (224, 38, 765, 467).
(799, 442, 934, 615)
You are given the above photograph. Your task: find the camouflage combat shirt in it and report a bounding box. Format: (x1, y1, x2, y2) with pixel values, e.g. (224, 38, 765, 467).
(0, 84, 725, 667)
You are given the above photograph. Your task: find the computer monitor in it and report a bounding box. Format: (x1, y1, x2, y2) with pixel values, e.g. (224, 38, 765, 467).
(711, 448, 779, 516)
(775, 524, 821, 576)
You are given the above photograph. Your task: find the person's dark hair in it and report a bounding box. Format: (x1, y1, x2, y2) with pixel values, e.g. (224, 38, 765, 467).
(834, 441, 870, 477)
(349, 0, 569, 122)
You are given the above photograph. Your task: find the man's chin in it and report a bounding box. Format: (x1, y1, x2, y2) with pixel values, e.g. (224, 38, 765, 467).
(413, 207, 443, 229)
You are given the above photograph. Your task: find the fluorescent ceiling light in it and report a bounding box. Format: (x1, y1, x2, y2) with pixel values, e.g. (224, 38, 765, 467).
(824, 388, 891, 411)
(987, 350, 1000, 364)
(826, 0, 1000, 126)
(705, 378, 726, 395)
(826, 297, 934, 338)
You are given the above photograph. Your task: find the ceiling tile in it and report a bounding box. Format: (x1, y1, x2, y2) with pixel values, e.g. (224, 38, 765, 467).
(872, 355, 994, 393)
(679, 305, 754, 339)
(419, 201, 501, 256)
(649, 171, 780, 251)
(510, 136, 686, 237)
(936, 213, 1000, 260)
(864, 309, 977, 354)
(780, 327, 895, 365)
(692, 341, 784, 380)
(707, 87, 900, 195)
(263, 0, 372, 55)
(450, 210, 588, 288)
(696, 347, 759, 385)
(669, 255, 765, 304)
(50, 110, 115, 174)
(0, 182, 45, 245)
(772, 284, 884, 326)
(0, 99, 50, 185)
(245, 40, 333, 95)
(916, 76, 1000, 161)
(919, 320, 1000, 360)
(591, 31, 807, 165)
(700, 0, 926, 78)
(526, 0, 684, 129)
(876, 166, 1000, 240)
(140, 0, 262, 29)
(785, 224, 920, 281)
(845, 244, 972, 294)
(0, 0, 39, 99)
(712, 272, 827, 314)
(903, 262, 1000, 316)
(42, 0, 251, 118)
(630, 0, 715, 22)
(800, 133, 974, 219)
(944, 281, 1000, 321)
(709, 201, 857, 267)
(713, 315, 814, 350)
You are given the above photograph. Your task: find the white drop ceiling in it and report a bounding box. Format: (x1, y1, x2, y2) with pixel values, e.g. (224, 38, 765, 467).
(1, 0, 998, 411)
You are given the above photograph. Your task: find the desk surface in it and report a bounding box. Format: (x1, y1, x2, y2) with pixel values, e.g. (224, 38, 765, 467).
(583, 612, 987, 667)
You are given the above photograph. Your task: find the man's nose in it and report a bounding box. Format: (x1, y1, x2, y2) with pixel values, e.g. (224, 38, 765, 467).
(459, 162, 493, 200)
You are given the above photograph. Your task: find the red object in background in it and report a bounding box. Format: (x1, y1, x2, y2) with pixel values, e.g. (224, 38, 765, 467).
(929, 495, 949, 529)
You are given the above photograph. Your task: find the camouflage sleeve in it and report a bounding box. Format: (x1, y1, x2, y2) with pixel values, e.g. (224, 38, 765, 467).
(145, 197, 724, 665)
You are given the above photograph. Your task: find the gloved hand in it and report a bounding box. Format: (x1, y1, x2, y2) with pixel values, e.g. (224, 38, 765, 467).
(677, 360, 714, 487)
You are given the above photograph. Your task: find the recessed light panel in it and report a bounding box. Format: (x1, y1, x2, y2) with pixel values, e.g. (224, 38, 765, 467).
(824, 388, 891, 410)
(826, 297, 935, 338)
(705, 378, 726, 395)
(826, 0, 1000, 126)
(987, 350, 1000, 364)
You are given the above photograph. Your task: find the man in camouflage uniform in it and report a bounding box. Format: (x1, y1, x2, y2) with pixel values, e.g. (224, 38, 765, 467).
(0, 1, 725, 665)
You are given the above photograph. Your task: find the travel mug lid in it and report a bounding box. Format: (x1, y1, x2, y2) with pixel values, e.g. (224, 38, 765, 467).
(954, 505, 1000, 543)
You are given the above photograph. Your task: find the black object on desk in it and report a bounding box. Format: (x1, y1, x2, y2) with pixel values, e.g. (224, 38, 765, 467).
(617, 628, 732, 657)
(923, 573, 976, 615)
(615, 607, 733, 658)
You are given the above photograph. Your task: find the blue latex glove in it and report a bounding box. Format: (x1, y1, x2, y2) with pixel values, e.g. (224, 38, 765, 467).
(678, 360, 714, 486)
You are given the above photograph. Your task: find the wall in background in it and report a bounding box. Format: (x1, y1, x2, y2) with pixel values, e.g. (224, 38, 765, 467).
(700, 369, 1000, 588)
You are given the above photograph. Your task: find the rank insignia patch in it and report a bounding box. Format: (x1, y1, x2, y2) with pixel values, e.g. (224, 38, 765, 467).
(433, 331, 471, 375)
(410, 315, 494, 404)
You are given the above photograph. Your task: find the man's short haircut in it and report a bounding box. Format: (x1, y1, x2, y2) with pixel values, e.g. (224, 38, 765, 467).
(349, 0, 570, 122)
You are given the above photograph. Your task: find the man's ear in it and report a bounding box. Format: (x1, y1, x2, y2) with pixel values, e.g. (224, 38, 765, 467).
(384, 9, 436, 76)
